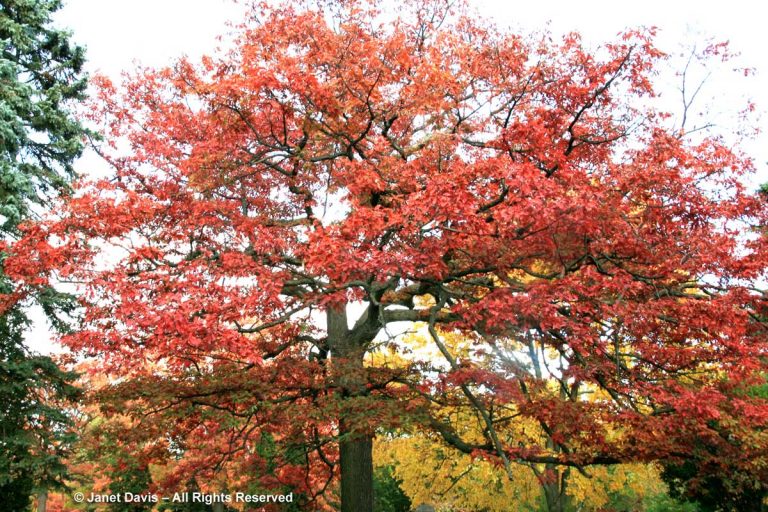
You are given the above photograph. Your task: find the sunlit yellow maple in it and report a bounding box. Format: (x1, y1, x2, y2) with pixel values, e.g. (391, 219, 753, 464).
(375, 430, 666, 511)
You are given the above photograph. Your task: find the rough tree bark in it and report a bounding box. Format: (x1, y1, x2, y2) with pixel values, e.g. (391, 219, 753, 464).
(36, 489, 48, 512)
(328, 306, 374, 512)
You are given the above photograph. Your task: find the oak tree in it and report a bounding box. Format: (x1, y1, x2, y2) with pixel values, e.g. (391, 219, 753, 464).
(4, 1, 768, 511)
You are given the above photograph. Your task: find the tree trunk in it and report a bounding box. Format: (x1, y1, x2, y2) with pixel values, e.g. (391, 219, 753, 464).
(542, 484, 563, 512)
(340, 429, 373, 512)
(327, 305, 374, 512)
(540, 466, 569, 512)
(212, 501, 225, 512)
(37, 489, 48, 512)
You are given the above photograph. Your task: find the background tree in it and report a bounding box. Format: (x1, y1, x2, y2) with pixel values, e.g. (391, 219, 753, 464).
(376, 430, 669, 512)
(372, 465, 411, 512)
(3, 1, 768, 511)
(372, 334, 672, 512)
(0, 0, 87, 507)
(0, 0, 86, 226)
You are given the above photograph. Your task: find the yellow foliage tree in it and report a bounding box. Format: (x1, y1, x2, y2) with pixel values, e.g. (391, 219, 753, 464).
(375, 431, 666, 512)
(367, 331, 668, 512)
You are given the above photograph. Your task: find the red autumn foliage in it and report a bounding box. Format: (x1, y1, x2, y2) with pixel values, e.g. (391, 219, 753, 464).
(4, 1, 768, 510)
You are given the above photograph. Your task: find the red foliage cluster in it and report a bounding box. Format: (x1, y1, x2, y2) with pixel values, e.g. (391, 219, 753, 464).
(4, 0, 768, 508)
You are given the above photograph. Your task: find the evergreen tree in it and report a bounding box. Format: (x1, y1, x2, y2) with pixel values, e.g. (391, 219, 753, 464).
(1, 0, 87, 223)
(0, 0, 87, 507)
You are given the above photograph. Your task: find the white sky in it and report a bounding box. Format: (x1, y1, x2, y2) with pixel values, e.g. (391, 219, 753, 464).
(27, 0, 768, 354)
(53, 0, 768, 98)
(54, 0, 767, 165)
(53, 0, 767, 170)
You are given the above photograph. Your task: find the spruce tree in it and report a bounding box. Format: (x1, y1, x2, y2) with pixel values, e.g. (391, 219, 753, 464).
(0, 0, 86, 507)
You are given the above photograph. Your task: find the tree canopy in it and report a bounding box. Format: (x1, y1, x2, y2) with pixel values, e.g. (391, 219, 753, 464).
(3, 1, 767, 511)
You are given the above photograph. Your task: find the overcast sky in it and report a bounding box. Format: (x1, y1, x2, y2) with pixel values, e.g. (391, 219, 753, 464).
(52, 0, 766, 163)
(29, 0, 767, 353)
(53, 1, 768, 87)
(53, 0, 766, 164)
